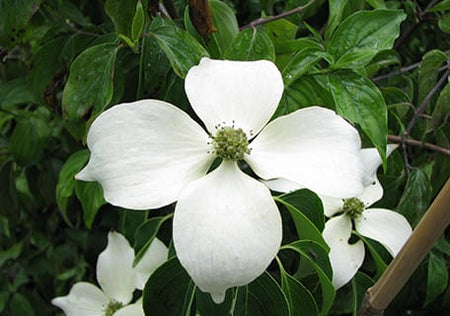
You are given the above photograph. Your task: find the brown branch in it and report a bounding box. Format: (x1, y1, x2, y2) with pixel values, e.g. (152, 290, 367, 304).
(388, 135, 450, 156)
(359, 179, 450, 315)
(240, 0, 316, 31)
(189, 0, 216, 42)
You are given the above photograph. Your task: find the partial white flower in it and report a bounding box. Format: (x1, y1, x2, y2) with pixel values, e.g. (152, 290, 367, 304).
(321, 145, 413, 289)
(75, 58, 364, 303)
(52, 232, 168, 316)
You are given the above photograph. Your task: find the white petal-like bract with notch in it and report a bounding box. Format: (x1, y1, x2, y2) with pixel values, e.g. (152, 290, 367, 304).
(76, 100, 213, 210)
(185, 58, 284, 137)
(355, 208, 412, 257)
(173, 161, 282, 304)
(133, 238, 168, 290)
(96, 232, 135, 305)
(323, 215, 365, 289)
(114, 298, 144, 316)
(247, 107, 364, 198)
(51, 282, 108, 316)
(358, 145, 397, 206)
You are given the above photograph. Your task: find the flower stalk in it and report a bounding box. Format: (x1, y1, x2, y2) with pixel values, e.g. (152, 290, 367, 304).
(359, 179, 450, 315)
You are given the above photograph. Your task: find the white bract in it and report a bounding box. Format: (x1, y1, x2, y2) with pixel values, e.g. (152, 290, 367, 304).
(321, 145, 413, 289)
(52, 232, 168, 316)
(75, 58, 365, 303)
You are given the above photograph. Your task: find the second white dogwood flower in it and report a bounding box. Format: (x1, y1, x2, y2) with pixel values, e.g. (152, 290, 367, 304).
(322, 145, 413, 289)
(76, 58, 364, 303)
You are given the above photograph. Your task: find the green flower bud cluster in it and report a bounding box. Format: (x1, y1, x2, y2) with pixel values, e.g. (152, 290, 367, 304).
(212, 126, 250, 160)
(343, 198, 365, 219)
(104, 300, 123, 316)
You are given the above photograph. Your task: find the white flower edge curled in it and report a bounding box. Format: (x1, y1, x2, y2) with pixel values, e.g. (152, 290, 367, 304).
(52, 232, 168, 316)
(75, 57, 364, 303)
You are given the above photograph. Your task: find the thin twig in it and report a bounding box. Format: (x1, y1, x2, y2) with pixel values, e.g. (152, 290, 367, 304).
(405, 65, 450, 135)
(388, 135, 450, 156)
(372, 52, 449, 82)
(239, 0, 316, 30)
(398, 65, 450, 170)
(394, 0, 436, 49)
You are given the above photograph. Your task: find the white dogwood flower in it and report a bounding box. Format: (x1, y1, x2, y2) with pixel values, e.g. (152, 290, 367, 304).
(75, 58, 364, 303)
(52, 232, 168, 316)
(321, 145, 413, 289)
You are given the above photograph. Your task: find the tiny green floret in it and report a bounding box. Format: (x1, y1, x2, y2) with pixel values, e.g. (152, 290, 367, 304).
(212, 126, 250, 160)
(343, 198, 365, 219)
(104, 300, 123, 316)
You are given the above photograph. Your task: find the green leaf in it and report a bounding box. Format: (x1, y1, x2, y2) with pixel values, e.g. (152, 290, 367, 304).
(427, 81, 450, 132)
(0, 0, 41, 48)
(209, 0, 239, 55)
(9, 293, 34, 316)
(265, 18, 298, 44)
(418, 50, 448, 105)
(328, 70, 387, 167)
(0, 242, 22, 268)
(282, 241, 335, 315)
(55, 150, 90, 225)
(328, 10, 406, 68)
(27, 37, 66, 105)
(275, 196, 329, 250)
(275, 75, 334, 118)
(276, 38, 323, 55)
(9, 115, 51, 166)
(278, 189, 325, 231)
(143, 257, 196, 316)
(151, 19, 209, 78)
(131, 0, 145, 43)
(282, 47, 322, 86)
(425, 251, 448, 306)
(105, 0, 138, 38)
(0, 215, 10, 238)
(133, 214, 172, 266)
(439, 14, 450, 33)
(0, 79, 33, 110)
(357, 233, 388, 278)
(223, 28, 275, 62)
(238, 272, 290, 316)
(351, 272, 375, 315)
(62, 43, 119, 140)
(137, 21, 171, 98)
(278, 258, 319, 315)
(365, 0, 386, 9)
(184, 0, 239, 58)
(74, 182, 105, 229)
(325, 0, 349, 40)
(195, 288, 233, 316)
(396, 168, 432, 225)
(428, 0, 450, 12)
(0, 161, 18, 213)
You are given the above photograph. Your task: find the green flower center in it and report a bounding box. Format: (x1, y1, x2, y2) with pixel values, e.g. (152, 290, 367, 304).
(343, 198, 365, 219)
(104, 300, 123, 316)
(211, 126, 250, 160)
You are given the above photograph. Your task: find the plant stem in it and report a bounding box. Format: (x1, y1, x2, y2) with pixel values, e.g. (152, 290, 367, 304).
(405, 66, 450, 135)
(240, 0, 316, 30)
(358, 179, 450, 316)
(387, 135, 450, 156)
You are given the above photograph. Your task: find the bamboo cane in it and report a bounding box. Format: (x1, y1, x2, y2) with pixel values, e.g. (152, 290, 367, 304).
(359, 178, 450, 315)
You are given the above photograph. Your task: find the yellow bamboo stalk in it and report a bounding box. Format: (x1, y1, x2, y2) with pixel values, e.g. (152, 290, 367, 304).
(359, 178, 450, 315)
